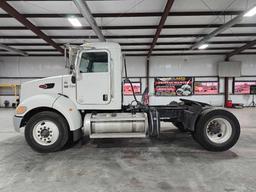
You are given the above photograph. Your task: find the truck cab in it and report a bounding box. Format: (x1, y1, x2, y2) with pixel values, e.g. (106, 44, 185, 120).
(13, 42, 241, 153)
(20, 42, 122, 110)
(66, 42, 122, 110)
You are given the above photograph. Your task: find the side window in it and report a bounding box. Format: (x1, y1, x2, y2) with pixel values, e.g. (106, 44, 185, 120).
(79, 51, 108, 73)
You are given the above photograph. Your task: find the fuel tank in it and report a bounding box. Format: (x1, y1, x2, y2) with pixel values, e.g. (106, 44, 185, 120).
(83, 112, 148, 138)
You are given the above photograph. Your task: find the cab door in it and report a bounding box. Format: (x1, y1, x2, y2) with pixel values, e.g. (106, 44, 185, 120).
(76, 50, 111, 105)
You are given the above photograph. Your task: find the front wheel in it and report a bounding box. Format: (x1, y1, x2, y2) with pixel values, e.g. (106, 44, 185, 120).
(25, 111, 70, 153)
(193, 109, 240, 152)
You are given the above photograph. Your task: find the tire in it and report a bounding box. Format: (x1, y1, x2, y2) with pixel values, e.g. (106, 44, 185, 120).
(25, 111, 70, 153)
(172, 122, 186, 132)
(193, 109, 240, 152)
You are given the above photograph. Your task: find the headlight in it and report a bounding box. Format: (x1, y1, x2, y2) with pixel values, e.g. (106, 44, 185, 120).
(16, 106, 27, 114)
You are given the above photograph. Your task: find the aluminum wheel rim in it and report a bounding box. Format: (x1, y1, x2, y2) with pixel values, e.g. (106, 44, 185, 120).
(32, 120, 59, 146)
(206, 118, 232, 144)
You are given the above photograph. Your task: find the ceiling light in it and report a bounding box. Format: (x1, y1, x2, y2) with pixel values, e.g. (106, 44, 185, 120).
(244, 6, 256, 17)
(198, 44, 209, 50)
(68, 17, 82, 27)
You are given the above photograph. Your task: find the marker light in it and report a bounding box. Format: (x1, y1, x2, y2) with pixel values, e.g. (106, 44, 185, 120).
(244, 6, 256, 17)
(198, 44, 209, 50)
(16, 106, 27, 114)
(68, 17, 82, 27)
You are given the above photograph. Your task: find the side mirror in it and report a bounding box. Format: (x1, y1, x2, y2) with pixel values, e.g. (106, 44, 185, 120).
(71, 75, 76, 84)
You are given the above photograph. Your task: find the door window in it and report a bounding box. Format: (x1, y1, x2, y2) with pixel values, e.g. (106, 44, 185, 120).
(79, 51, 108, 73)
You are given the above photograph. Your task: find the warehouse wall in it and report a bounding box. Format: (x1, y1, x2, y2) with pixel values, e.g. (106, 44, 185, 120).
(228, 55, 256, 106)
(0, 56, 68, 107)
(0, 54, 256, 107)
(125, 55, 256, 106)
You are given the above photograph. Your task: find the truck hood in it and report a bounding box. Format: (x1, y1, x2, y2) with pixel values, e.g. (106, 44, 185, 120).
(20, 75, 64, 101)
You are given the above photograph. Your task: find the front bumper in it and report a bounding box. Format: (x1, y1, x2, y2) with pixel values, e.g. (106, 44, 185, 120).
(13, 115, 23, 132)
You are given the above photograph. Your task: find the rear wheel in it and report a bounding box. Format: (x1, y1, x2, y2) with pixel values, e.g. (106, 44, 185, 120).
(193, 109, 240, 152)
(25, 111, 70, 153)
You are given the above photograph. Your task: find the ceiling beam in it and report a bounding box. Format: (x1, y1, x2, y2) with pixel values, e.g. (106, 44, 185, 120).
(2, 52, 256, 57)
(0, 54, 63, 57)
(147, 0, 175, 58)
(125, 52, 256, 57)
(0, 0, 64, 54)
(6, 0, 124, 1)
(73, 0, 105, 42)
(1, 23, 256, 30)
(226, 38, 256, 59)
(0, 43, 28, 56)
(191, 12, 245, 50)
(0, 49, 56, 52)
(3, 41, 251, 47)
(0, 11, 242, 18)
(2, 47, 256, 52)
(2, 33, 256, 39)
(123, 47, 256, 51)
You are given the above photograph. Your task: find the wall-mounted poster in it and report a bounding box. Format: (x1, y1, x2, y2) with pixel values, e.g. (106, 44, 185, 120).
(234, 81, 256, 94)
(154, 77, 193, 96)
(194, 81, 219, 95)
(123, 82, 141, 95)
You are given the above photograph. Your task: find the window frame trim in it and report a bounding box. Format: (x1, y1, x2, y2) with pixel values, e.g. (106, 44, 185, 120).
(77, 49, 111, 74)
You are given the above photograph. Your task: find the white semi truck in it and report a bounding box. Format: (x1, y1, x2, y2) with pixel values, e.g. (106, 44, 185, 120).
(13, 42, 240, 153)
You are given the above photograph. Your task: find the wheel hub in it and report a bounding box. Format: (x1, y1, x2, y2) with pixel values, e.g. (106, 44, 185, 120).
(208, 121, 221, 135)
(33, 120, 59, 146)
(206, 118, 232, 144)
(41, 129, 50, 137)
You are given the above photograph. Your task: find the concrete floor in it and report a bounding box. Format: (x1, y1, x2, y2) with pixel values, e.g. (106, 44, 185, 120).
(0, 108, 256, 192)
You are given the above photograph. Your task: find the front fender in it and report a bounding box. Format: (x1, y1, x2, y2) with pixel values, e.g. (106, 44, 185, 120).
(14, 94, 59, 132)
(16, 94, 60, 118)
(52, 96, 82, 131)
(15, 94, 82, 132)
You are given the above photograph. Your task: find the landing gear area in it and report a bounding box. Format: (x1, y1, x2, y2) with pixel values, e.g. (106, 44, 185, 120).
(150, 101, 240, 152)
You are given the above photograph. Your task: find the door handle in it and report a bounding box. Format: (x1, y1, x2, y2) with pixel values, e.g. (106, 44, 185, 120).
(103, 94, 108, 101)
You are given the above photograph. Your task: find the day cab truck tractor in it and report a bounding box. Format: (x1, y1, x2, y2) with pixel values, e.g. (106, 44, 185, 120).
(13, 42, 240, 153)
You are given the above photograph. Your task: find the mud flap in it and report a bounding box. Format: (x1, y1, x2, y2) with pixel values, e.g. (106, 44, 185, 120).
(148, 108, 161, 137)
